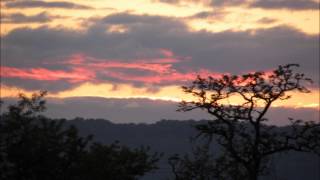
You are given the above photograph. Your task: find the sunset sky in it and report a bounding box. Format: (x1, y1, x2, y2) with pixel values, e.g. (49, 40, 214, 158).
(1, 0, 319, 123)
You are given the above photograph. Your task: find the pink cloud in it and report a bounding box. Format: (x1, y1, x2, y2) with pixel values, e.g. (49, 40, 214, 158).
(58, 52, 180, 74)
(89, 61, 173, 74)
(59, 52, 223, 84)
(160, 49, 174, 57)
(1, 66, 95, 83)
(64, 54, 86, 65)
(1, 50, 225, 85)
(102, 69, 222, 84)
(135, 58, 181, 64)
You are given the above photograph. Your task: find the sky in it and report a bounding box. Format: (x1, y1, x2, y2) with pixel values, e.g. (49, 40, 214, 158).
(0, 0, 319, 123)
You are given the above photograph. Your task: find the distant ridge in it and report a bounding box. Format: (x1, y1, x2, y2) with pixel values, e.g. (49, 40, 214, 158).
(66, 118, 319, 180)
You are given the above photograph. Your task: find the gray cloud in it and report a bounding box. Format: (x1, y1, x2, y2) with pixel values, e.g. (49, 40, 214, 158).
(250, 0, 319, 10)
(2, 97, 318, 124)
(1, 78, 77, 92)
(156, 0, 180, 4)
(155, 0, 319, 10)
(0, 97, 209, 123)
(155, 0, 246, 6)
(49, 101, 320, 125)
(256, 17, 278, 24)
(5, 0, 93, 9)
(188, 9, 228, 21)
(100, 13, 181, 25)
(1, 13, 319, 92)
(210, 0, 245, 6)
(1, 12, 64, 24)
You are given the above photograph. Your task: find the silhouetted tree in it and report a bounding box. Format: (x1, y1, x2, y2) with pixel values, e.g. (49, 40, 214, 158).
(0, 91, 160, 180)
(76, 142, 160, 180)
(0, 91, 92, 180)
(170, 64, 320, 180)
(169, 143, 217, 180)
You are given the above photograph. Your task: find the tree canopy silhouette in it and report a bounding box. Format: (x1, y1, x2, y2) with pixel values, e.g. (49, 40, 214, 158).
(0, 91, 160, 180)
(170, 64, 320, 180)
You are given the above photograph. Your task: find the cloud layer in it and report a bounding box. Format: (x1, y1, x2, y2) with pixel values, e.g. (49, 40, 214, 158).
(157, 0, 320, 10)
(1, 13, 318, 92)
(4, 0, 93, 9)
(1, 0, 319, 122)
(250, 0, 319, 10)
(1, 12, 63, 24)
(1, 97, 318, 124)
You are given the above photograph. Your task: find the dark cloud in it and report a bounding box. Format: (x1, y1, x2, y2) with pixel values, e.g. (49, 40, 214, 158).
(189, 9, 227, 21)
(190, 11, 213, 19)
(5, 0, 93, 9)
(250, 0, 319, 10)
(210, 0, 245, 6)
(1, 13, 319, 92)
(101, 13, 177, 24)
(0, 97, 210, 123)
(155, 0, 248, 7)
(156, 0, 180, 4)
(46, 98, 320, 124)
(256, 17, 278, 24)
(2, 97, 318, 124)
(1, 13, 186, 67)
(1, 12, 64, 24)
(1, 78, 76, 92)
(155, 0, 319, 10)
(154, 0, 202, 5)
(45, 97, 211, 123)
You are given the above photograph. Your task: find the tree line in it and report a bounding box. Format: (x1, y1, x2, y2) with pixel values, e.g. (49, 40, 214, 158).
(0, 91, 160, 180)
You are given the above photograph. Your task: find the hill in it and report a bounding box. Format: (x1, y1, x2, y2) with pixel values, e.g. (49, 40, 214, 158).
(66, 118, 320, 180)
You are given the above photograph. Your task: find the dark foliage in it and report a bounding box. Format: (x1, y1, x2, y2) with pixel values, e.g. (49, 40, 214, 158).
(0, 91, 160, 180)
(170, 64, 320, 180)
(169, 144, 216, 180)
(75, 142, 159, 180)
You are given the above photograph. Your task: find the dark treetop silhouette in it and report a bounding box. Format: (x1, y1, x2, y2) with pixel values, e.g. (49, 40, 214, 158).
(0, 91, 160, 180)
(169, 64, 320, 180)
